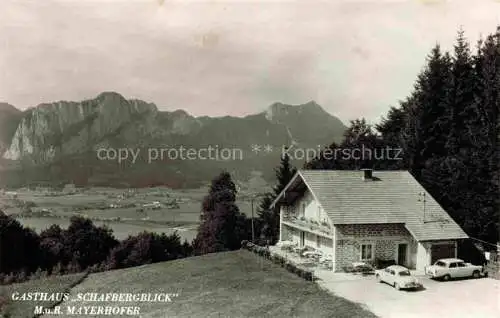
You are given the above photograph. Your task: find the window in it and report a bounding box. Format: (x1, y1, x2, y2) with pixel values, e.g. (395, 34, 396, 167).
(449, 262, 457, 268)
(360, 243, 374, 261)
(457, 262, 466, 267)
(399, 270, 411, 276)
(301, 203, 306, 217)
(316, 235, 320, 248)
(435, 261, 446, 267)
(389, 270, 395, 275)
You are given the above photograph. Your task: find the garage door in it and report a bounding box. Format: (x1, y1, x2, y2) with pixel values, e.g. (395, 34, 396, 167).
(431, 243, 456, 264)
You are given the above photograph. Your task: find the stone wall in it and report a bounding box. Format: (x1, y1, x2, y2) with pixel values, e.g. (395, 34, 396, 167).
(334, 223, 414, 271)
(336, 223, 409, 238)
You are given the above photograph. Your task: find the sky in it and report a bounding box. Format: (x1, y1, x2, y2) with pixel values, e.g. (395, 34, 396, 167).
(1, 0, 500, 124)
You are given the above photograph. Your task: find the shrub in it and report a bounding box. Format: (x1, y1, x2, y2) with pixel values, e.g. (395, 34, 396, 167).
(88, 264, 100, 273)
(354, 264, 374, 273)
(295, 267, 303, 277)
(2, 273, 15, 285)
(262, 249, 271, 259)
(29, 268, 43, 280)
(16, 270, 28, 283)
(0, 213, 41, 275)
(342, 266, 354, 273)
(52, 263, 63, 275)
(242, 243, 313, 282)
(278, 256, 286, 266)
(66, 261, 81, 274)
(303, 271, 313, 281)
(105, 231, 189, 270)
(270, 254, 281, 264)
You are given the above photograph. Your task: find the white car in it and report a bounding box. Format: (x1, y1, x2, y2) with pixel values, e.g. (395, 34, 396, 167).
(425, 258, 483, 281)
(375, 265, 422, 290)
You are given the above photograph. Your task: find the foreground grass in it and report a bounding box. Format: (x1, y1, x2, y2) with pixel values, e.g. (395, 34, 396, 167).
(0, 273, 87, 318)
(49, 250, 376, 318)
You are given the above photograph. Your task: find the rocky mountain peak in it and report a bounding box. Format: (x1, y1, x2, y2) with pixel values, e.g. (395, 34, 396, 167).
(264, 100, 329, 122)
(171, 109, 190, 118)
(96, 91, 127, 103)
(0, 93, 347, 188)
(0, 103, 21, 115)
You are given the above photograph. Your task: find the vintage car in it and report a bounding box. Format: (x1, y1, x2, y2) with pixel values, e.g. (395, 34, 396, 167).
(425, 258, 483, 280)
(375, 265, 422, 290)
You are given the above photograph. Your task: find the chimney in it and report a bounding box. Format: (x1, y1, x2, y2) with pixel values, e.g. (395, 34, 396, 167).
(361, 168, 373, 180)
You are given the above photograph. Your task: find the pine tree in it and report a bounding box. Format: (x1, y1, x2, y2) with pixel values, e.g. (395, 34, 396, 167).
(420, 31, 477, 223)
(273, 150, 297, 195)
(193, 171, 249, 254)
(414, 46, 453, 164)
(395, 28, 499, 244)
(338, 118, 382, 169)
(464, 29, 500, 243)
(256, 152, 296, 244)
(375, 106, 407, 169)
(303, 142, 341, 169)
(446, 28, 476, 155)
(256, 193, 277, 243)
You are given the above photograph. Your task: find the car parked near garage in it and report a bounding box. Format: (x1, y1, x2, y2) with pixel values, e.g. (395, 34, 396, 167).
(425, 258, 483, 281)
(375, 265, 422, 290)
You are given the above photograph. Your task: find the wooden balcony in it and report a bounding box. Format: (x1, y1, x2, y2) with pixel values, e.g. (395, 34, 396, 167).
(282, 213, 333, 238)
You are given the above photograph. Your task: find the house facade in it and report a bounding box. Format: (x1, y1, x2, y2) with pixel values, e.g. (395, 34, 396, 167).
(274, 169, 469, 273)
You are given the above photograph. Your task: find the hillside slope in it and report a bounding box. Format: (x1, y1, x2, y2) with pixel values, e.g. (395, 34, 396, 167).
(42, 250, 375, 318)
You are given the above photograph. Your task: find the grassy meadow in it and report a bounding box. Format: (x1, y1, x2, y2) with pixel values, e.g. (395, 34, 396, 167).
(0, 273, 87, 318)
(39, 250, 376, 318)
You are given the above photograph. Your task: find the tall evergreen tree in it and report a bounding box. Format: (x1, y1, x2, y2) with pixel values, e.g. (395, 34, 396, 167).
(304, 142, 342, 170)
(257, 152, 297, 244)
(273, 150, 297, 195)
(307, 119, 393, 170)
(303, 27, 500, 247)
(375, 106, 407, 169)
(338, 118, 381, 169)
(441, 29, 473, 155)
(193, 171, 250, 254)
(421, 31, 477, 223)
(394, 29, 498, 244)
(464, 29, 500, 243)
(411, 45, 453, 174)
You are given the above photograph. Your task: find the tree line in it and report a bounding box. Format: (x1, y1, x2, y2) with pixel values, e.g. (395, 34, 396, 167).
(253, 27, 499, 248)
(0, 212, 192, 284)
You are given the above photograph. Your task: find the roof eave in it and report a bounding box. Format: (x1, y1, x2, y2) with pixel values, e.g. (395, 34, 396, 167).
(270, 170, 302, 208)
(414, 234, 469, 242)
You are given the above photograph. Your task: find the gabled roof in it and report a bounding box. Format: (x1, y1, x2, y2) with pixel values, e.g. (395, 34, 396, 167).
(273, 170, 469, 241)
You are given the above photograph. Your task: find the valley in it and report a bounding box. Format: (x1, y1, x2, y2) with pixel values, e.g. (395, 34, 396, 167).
(0, 185, 263, 243)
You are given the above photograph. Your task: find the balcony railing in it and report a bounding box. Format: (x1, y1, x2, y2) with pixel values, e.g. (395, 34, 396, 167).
(282, 213, 332, 235)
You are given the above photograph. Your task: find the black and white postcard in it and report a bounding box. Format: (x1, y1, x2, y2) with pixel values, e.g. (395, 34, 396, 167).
(0, 1, 499, 317)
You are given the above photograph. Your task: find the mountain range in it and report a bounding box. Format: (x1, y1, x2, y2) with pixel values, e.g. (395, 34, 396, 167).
(0, 92, 346, 188)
